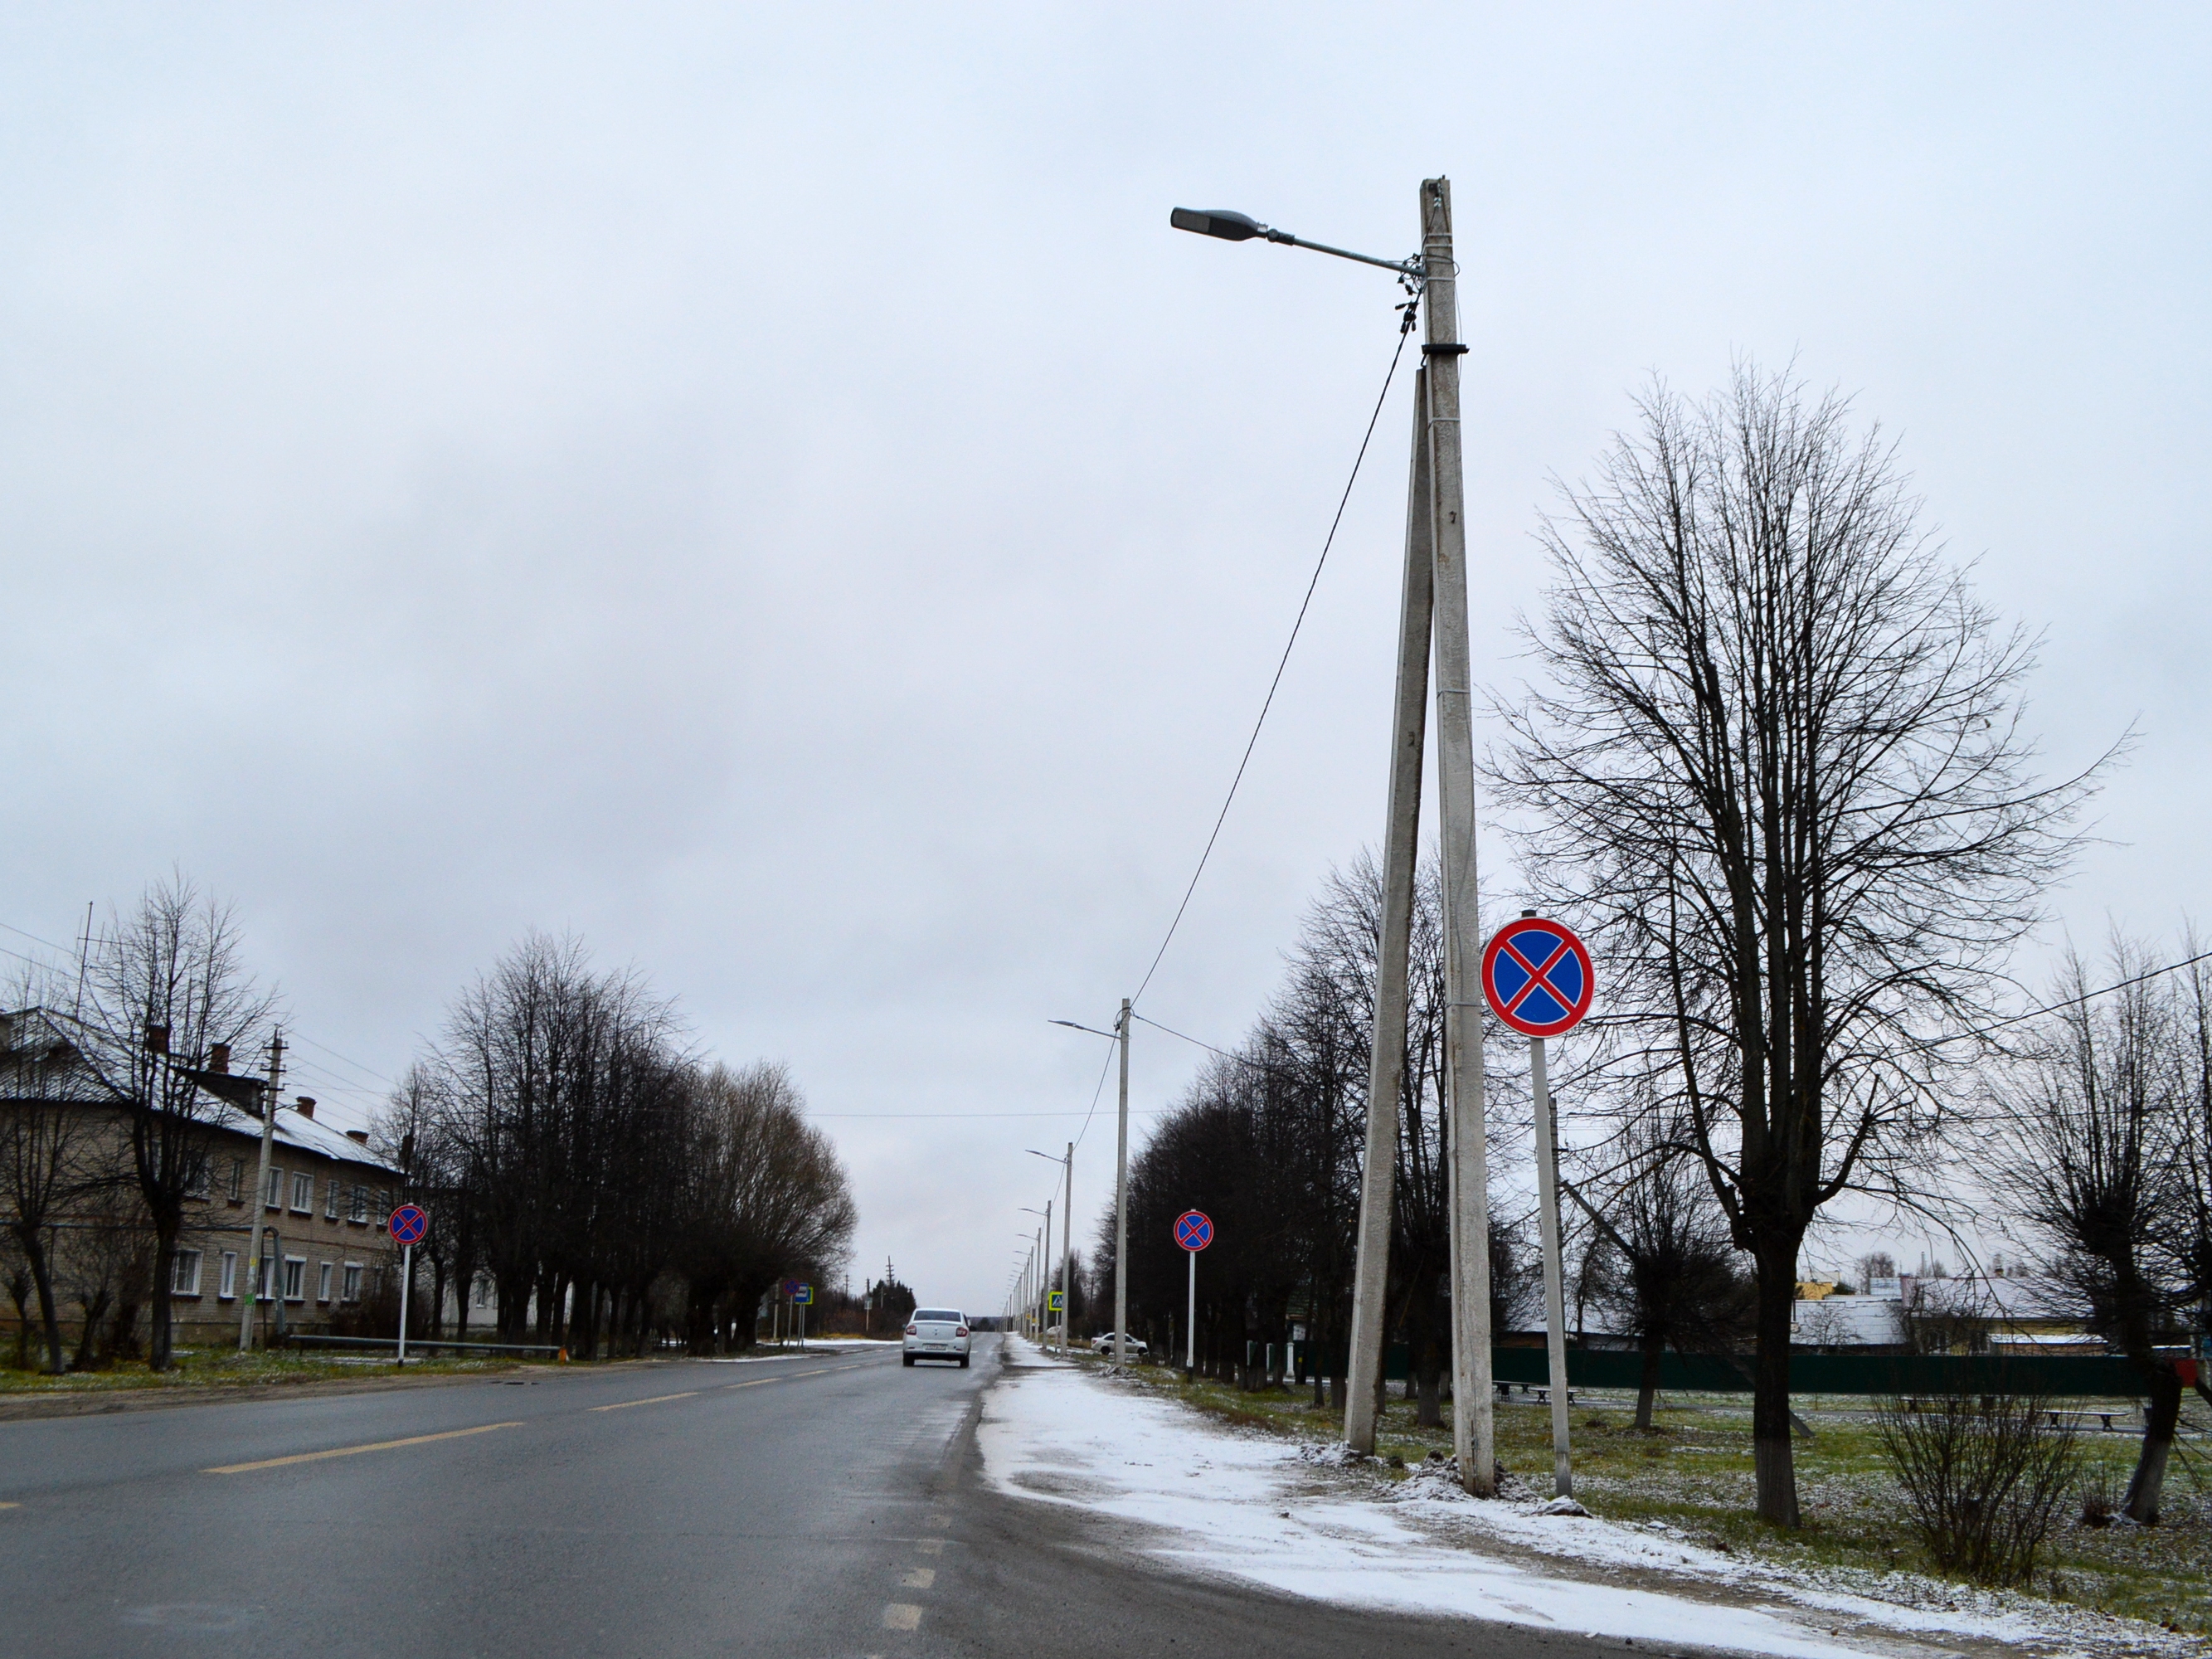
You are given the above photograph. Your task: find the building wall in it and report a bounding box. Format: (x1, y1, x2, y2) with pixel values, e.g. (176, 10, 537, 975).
(1, 1101, 407, 1358)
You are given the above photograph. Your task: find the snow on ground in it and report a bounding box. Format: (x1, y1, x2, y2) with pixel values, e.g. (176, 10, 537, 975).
(978, 1341, 2205, 1659)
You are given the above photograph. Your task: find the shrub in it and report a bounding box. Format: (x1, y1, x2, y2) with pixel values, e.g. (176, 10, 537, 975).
(1875, 1390, 2080, 1585)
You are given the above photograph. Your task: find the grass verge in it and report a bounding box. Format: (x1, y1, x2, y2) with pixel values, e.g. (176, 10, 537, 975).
(1082, 1353, 2212, 1638)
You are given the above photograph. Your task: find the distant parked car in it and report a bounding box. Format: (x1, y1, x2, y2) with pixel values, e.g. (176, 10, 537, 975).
(1089, 1332, 1148, 1356)
(904, 1308, 971, 1368)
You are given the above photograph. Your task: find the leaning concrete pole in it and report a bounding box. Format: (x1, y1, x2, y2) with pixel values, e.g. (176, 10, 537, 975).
(239, 1030, 283, 1353)
(1422, 176, 1497, 1496)
(1344, 366, 1435, 1454)
(1113, 1000, 1130, 1368)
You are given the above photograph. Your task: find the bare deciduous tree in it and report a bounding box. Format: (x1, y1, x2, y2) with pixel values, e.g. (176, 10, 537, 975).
(1991, 938, 2190, 1523)
(1490, 363, 2103, 1524)
(78, 877, 275, 1372)
(1, 1006, 111, 1373)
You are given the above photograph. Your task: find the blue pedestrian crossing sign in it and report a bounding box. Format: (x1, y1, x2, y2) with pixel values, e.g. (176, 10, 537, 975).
(1481, 917, 1595, 1039)
(1048, 1291, 1065, 1311)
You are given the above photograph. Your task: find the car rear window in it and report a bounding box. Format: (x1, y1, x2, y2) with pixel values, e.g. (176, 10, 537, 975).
(914, 1310, 963, 1323)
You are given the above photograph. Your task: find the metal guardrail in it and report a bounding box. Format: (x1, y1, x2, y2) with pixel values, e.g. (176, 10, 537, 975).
(279, 1334, 563, 1358)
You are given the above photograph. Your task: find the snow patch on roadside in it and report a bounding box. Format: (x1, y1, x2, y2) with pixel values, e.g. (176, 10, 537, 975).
(979, 1345, 2204, 1658)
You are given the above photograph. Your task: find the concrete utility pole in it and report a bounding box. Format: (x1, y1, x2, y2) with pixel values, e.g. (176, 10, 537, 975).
(1113, 999, 1131, 1369)
(1529, 1013, 1573, 1496)
(1422, 176, 1498, 1496)
(1038, 1206, 1050, 1338)
(239, 1030, 283, 1353)
(1060, 1141, 1073, 1354)
(1345, 367, 1436, 1454)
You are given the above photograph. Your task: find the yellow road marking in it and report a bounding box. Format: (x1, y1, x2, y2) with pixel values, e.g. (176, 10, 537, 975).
(207, 1421, 521, 1475)
(901, 1567, 936, 1589)
(587, 1391, 699, 1413)
(882, 1603, 923, 1632)
(0, 1501, 18, 1510)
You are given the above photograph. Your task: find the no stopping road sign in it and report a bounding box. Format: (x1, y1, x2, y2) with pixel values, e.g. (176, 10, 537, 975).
(1174, 1210, 1213, 1252)
(1481, 917, 1595, 1039)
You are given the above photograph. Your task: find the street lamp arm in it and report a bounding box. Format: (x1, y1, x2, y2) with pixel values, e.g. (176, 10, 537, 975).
(1170, 207, 1422, 279)
(1049, 1019, 1119, 1041)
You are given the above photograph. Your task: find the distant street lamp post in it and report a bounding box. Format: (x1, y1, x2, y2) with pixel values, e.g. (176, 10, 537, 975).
(1027, 1145, 1074, 1352)
(1053, 1004, 1132, 1368)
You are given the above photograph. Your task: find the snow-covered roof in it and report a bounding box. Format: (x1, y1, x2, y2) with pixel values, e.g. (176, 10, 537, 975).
(201, 1097, 402, 1176)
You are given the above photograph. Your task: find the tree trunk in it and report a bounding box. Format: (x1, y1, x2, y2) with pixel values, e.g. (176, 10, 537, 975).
(1416, 1348, 1442, 1428)
(71, 1288, 113, 1371)
(147, 1232, 177, 1372)
(2122, 1364, 2181, 1525)
(14, 1228, 66, 1376)
(1751, 1253, 1800, 1526)
(1635, 1335, 1663, 1432)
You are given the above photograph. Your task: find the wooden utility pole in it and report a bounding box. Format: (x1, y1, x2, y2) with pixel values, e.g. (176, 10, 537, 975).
(1422, 176, 1497, 1496)
(1344, 367, 1434, 1454)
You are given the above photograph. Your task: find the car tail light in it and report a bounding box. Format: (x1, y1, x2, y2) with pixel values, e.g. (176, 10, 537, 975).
(905, 1325, 917, 1336)
(955, 1326, 969, 1337)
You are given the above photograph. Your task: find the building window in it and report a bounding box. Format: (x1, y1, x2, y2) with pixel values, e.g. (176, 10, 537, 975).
(283, 1258, 305, 1301)
(290, 1172, 314, 1214)
(258, 1253, 275, 1300)
(227, 1158, 245, 1203)
(474, 1277, 492, 1309)
(348, 1185, 368, 1224)
(171, 1250, 202, 1296)
(219, 1252, 238, 1299)
(375, 1189, 391, 1221)
(342, 1262, 362, 1303)
(318, 1261, 333, 1302)
(325, 1178, 339, 1219)
(265, 1166, 284, 1210)
(184, 1156, 211, 1200)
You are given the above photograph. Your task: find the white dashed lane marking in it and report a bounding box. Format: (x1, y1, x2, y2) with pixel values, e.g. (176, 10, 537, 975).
(882, 1603, 922, 1632)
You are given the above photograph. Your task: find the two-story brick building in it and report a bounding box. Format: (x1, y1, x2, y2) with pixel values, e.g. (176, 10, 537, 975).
(2, 1005, 409, 1357)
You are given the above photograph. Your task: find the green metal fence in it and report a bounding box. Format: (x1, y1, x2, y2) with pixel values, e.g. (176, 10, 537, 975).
(1489, 1345, 2144, 1398)
(1281, 1343, 2143, 1396)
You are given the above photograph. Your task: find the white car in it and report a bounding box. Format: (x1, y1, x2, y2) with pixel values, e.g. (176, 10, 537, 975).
(903, 1307, 971, 1367)
(1089, 1332, 1149, 1356)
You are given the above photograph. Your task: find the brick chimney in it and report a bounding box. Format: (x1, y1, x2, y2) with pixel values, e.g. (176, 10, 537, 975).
(294, 1096, 316, 1120)
(345, 1129, 370, 1146)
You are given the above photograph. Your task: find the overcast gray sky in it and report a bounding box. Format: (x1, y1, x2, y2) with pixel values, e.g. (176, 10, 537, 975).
(4, 6, 2206, 1307)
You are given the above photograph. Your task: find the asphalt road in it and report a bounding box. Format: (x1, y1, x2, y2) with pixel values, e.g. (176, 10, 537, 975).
(0, 1335, 1646, 1658)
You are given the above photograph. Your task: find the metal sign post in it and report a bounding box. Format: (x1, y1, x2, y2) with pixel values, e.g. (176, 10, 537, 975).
(1174, 1210, 1213, 1375)
(794, 1283, 813, 1348)
(1481, 915, 1596, 1499)
(387, 1204, 430, 1367)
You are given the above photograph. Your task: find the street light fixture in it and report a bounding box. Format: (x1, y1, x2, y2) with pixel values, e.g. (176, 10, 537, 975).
(1169, 207, 1422, 278)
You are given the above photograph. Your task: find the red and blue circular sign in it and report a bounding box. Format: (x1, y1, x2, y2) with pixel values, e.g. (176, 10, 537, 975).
(1174, 1209, 1213, 1252)
(387, 1204, 429, 1245)
(1481, 917, 1595, 1038)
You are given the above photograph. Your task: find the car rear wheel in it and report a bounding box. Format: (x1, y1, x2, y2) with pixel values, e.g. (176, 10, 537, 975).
(959, 1355, 970, 1369)
(903, 1355, 915, 1367)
